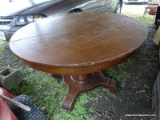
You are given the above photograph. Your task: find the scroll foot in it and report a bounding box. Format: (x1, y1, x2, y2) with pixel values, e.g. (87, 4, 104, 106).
(61, 89, 78, 111)
(101, 78, 118, 93)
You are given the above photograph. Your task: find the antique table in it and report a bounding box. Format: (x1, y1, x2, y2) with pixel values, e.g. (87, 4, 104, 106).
(9, 12, 148, 111)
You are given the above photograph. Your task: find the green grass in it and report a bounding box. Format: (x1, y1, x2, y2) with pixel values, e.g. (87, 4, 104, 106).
(0, 40, 5, 53)
(13, 68, 93, 120)
(121, 4, 155, 24)
(123, 12, 155, 24)
(10, 4, 155, 120)
(0, 47, 5, 53)
(12, 60, 133, 120)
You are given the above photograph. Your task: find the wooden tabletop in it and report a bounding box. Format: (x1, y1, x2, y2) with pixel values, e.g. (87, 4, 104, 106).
(9, 12, 148, 74)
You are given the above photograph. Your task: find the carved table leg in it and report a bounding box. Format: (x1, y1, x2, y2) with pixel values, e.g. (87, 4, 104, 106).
(61, 71, 118, 111)
(101, 78, 118, 93)
(61, 88, 79, 110)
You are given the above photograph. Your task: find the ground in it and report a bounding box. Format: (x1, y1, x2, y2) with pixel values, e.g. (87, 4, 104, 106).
(0, 4, 160, 120)
(86, 25, 159, 120)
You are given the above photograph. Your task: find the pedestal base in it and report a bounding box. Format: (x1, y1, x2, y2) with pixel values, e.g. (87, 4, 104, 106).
(61, 71, 118, 111)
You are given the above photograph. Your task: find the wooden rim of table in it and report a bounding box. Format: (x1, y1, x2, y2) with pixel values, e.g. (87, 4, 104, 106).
(9, 12, 148, 74)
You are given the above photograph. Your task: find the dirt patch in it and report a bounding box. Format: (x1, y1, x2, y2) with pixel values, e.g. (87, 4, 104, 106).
(0, 24, 159, 120)
(85, 25, 159, 120)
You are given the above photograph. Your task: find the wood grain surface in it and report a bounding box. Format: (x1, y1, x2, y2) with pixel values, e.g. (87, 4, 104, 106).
(9, 12, 148, 74)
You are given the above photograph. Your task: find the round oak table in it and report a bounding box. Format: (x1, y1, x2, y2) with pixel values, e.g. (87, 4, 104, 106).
(9, 12, 148, 111)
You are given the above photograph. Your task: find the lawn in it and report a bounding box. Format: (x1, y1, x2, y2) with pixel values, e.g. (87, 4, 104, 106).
(121, 4, 155, 24)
